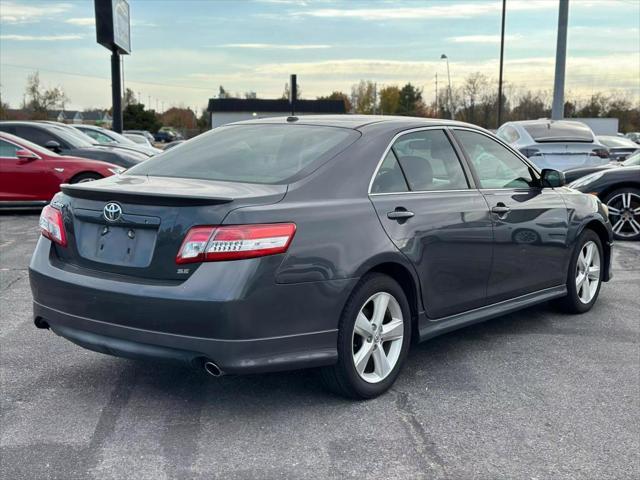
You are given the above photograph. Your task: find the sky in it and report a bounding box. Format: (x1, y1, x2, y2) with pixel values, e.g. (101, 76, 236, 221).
(1, 0, 639, 112)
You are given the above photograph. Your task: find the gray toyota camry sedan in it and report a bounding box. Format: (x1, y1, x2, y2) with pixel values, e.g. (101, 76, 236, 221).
(31, 116, 613, 399)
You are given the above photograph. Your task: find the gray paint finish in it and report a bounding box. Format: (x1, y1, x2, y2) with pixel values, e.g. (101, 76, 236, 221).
(29, 116, 613, 374)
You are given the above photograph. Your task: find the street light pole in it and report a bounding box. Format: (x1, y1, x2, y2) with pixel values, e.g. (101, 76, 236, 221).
(441, 54, 454, 119)
(552, 0, 570, 120)
(497, 0, 506, 128)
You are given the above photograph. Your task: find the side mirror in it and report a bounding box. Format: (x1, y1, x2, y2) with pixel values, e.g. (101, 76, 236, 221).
(16, 149, 39, 161)
(541, 168, 566, 188)
(44, 140, 62, 153)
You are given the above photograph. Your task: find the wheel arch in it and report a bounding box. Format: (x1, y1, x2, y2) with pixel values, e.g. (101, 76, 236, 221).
(68, 171, 103, 184)
(598, 182, 640, 202)
(358, 260, 422, 344)
(578, 219, 612, 282)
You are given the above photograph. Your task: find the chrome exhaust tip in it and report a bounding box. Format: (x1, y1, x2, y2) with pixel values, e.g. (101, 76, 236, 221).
(203, 361, 223, 377)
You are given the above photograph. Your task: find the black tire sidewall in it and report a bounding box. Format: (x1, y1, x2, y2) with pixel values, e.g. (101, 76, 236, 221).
(71, 173, 102, 184)
(336, 274, 412, 399)
(604, 187, 640, 241)
(565, 230, 604, 313)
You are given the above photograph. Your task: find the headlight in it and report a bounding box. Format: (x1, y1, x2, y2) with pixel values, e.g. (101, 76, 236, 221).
(569, 171, 605, 188)
(108, 167, 126, 175)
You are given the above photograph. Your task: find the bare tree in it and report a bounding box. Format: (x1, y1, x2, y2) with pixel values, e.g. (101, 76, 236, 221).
(24, 72, 69, 113)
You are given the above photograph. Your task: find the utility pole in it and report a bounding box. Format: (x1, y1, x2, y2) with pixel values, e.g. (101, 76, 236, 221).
(289, 74, 297, 116)
(373, 82, 377, 115)
(111, 51, 122, 132)
(441, 54, 454, 119)
(435, 73, 438, 118)
(497, 0, 506, 128)
(552, 0, 569, 120)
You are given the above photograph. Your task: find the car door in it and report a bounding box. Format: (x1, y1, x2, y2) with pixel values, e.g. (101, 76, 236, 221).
(451, 128, 570, 303)
(369, 128, 493, 319)
(0, 139, 51, 201)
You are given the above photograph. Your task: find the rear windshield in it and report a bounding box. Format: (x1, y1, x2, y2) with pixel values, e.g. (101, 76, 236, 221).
(127, 124, 359, 184)
(598, 136, 638, 148)
(524, 122, 594, 143)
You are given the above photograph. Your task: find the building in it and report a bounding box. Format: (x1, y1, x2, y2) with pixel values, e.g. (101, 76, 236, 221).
(206, 98, 346, 128)
(0, 108, 111, 126)
(48, 110, 112, 126)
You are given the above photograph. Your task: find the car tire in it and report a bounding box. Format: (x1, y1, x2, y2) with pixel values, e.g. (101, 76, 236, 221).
(603, 187, 640, 241)
(320, 273, 411, 399)
(555, 229, 604, 314)
(70, 172, 102, 183)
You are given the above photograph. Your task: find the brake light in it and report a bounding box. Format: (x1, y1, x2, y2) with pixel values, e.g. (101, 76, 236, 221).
(176, 223, 296, 264)
(39, 205, 67, 247)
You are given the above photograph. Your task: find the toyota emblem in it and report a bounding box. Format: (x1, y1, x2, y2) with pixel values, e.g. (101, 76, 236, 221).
(103, 202, 123, 222)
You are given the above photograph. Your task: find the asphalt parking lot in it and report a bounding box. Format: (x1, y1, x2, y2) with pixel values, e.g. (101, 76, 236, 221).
(1, 212, 639, 480)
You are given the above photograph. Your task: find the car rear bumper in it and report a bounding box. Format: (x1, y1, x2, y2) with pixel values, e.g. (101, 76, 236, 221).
(30, 238, 357, 373)
(35, 302, 338, 374)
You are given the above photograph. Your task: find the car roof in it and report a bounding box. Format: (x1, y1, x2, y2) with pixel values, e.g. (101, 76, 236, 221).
(504, 119, 589, 127)
(229, 114, 480, 131)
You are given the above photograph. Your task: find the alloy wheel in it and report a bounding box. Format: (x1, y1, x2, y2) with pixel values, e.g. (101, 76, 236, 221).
(351, 292, 404, 383)
(575, 240, 600, 304)
(606, 192, 640, 238)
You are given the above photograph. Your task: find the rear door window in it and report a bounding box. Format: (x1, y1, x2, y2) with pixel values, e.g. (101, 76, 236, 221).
(128, 124, 359, 184)
(15, 126, 59, 147)
(497, 125, 520, 143)
(370, 150, 409, 193)
(392, 129, 469, 191)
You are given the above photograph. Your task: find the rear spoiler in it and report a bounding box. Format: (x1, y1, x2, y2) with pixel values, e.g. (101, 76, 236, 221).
(61, 183, 234, 206)
(534, 137, 594, 143)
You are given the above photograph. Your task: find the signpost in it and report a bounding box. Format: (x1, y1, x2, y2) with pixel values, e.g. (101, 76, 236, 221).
(94, 0, 131, 133)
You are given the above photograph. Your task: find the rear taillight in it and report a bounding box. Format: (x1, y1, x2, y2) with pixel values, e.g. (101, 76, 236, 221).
(39, 205, 67, 247)
(591, 148, 609, 159)
(176, 223, 296, 264)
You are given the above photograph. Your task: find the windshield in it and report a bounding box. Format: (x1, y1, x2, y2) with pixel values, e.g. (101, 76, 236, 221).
(524, 121, 594, 143)
(127, 124, 359, 184)
(102, 129, 139, 146)
(623, 151, 640, 166)
(50, 125, 95, 148)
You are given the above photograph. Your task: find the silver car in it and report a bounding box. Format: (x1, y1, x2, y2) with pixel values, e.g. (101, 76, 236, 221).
(497, 120, 609, 171)
(73, 124, 162, 157)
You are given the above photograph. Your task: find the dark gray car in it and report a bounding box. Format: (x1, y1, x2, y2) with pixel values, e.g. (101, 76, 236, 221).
(30, 116, 613, 399)
(0, 121, 147, 168)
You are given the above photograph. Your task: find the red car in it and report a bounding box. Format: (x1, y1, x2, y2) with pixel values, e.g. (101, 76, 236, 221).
(0, 132, 123, 208)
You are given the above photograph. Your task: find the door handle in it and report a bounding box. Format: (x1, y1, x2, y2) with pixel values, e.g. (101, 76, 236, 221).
(387, 209, 415, 220)
(491, 204, 511, 215)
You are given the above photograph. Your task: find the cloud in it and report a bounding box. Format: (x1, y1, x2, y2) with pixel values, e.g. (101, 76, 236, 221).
(217, 43, 331, 50)
(290, 1, 553, 20)
(289, 0, 632, 21)
(0, 1, 72, 24)
(66, 17, 94, 26)
(447, 34, 522, 44)
(0, 34, 82, 41)
(243, 54, 640, 98)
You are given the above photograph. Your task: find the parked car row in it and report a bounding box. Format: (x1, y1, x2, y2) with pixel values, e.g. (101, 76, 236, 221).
(73, 124, 163, 157)
(0, 131, 123, 207)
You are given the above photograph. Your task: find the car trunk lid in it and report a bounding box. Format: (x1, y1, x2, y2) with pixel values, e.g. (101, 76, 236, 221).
(55, 175, 287, 281)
